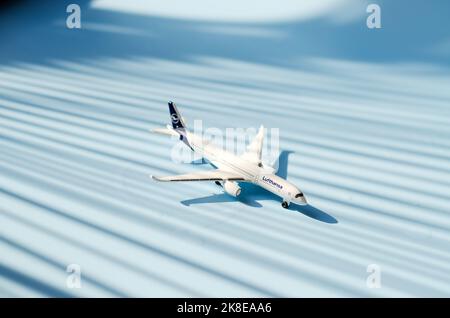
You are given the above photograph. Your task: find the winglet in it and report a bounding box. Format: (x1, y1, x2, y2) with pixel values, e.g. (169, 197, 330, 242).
(258, 124, 264, 134)
(150, 175, 161, 181)
(241, 124, 265, 165)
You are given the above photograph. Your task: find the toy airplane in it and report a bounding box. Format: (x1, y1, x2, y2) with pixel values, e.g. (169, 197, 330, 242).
(150, 102, 307, 208)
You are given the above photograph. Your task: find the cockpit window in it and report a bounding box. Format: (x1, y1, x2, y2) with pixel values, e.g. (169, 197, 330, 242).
(295, 193, 304, 198)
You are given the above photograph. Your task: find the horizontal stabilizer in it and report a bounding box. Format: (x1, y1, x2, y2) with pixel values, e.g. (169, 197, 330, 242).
(150, 127, 179, 137)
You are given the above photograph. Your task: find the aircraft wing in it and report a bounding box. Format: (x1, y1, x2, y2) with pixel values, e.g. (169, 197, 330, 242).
(151, 169, 248, 182)
(240, 125, 264, 165)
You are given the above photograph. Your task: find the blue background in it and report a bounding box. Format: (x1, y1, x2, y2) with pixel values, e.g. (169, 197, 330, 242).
(0, 0, 449, 296)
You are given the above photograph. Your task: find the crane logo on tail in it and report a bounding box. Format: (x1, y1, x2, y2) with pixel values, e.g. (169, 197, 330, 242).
(171, 113, 180, 124)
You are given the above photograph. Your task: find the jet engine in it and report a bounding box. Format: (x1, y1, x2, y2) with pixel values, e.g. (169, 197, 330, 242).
(223, 181, 241, 197)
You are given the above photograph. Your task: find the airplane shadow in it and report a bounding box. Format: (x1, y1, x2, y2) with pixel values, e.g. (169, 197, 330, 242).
(180, 150, 338, 224)
(188, 158, 208, 165)
(287, 203, 338, 224)
(181, 193, 263, 208)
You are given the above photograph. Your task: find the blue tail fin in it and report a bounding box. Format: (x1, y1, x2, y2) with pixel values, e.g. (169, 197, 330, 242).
(167, 101, 191, 148)
(168, 101, 186, 130)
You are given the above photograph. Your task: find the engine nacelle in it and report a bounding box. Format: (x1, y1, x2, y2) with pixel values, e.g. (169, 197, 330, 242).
(223, 181, 241, 197)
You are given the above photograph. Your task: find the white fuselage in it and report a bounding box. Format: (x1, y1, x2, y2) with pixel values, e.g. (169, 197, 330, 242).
(185, 131, 307, 205)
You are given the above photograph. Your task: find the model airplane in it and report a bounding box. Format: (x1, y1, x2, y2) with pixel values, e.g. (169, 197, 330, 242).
(150, 102, 307, 208)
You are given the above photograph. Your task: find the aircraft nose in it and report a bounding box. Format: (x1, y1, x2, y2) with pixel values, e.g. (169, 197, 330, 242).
(293, 193, 308, 205)
(300, 196, 308, 205)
